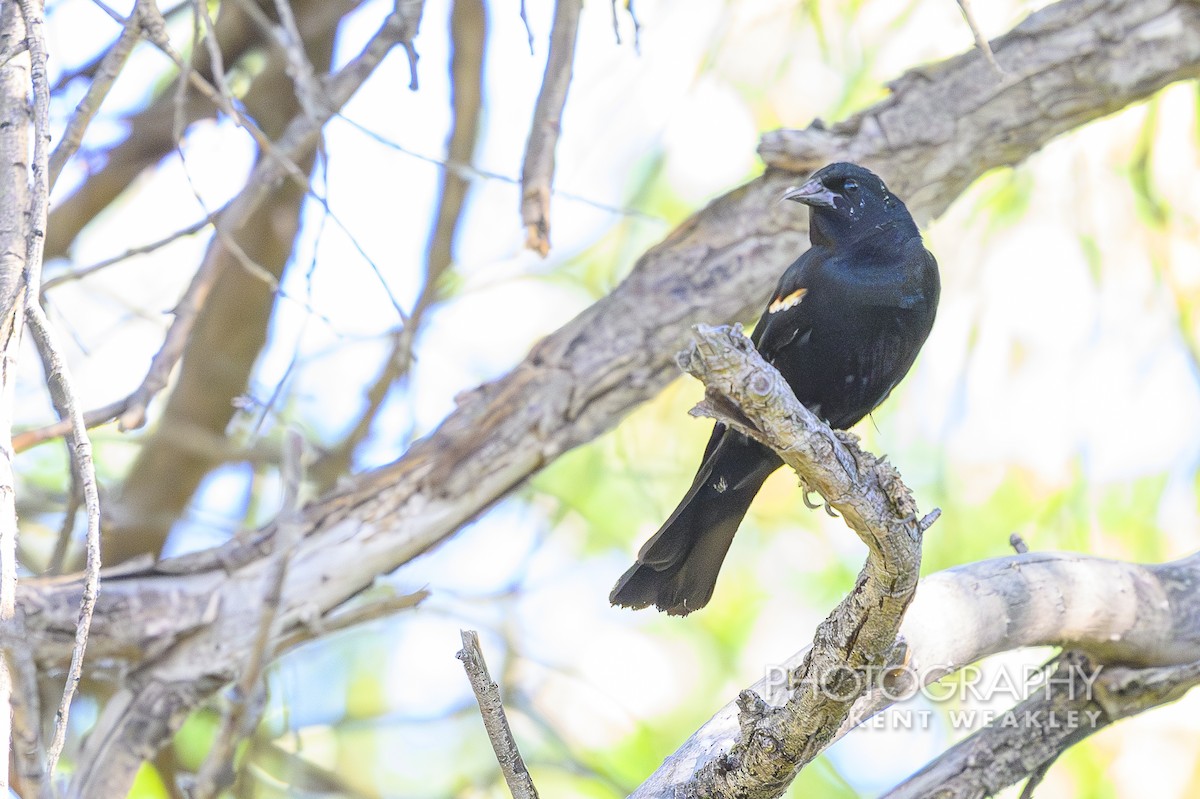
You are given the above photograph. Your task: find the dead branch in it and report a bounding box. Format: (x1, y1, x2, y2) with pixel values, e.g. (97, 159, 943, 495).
(956, 0, 1002, 76)
(880, 654, 1200, 798)
(47, 0, 146, 190)
(520, 0, 581, 256)
(0, 2, 31, 787)
(458, 630, 541, 799)
(637, 324, 928, 796)
(631, 550, 1200, 794)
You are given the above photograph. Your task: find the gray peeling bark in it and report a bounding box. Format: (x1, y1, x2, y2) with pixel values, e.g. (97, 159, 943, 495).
(9, 0, 1200, 793)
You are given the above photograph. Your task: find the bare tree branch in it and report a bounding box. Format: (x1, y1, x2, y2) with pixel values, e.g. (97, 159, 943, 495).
(20, 0, 106, 779)
(520, 0, 581, 256)
(631, 324, 930, 797)
(111, 0, 423, 436)
(631, 550, 1200, 794)
(312, 0, 484, 489)
(44, 0, 349, 260)
(38, 214, 214, 295)
(25, 304, 103, 783)
(458, 630, 541, 799)
(880, 654, 1200, 798)
(47, 0, 146, 190)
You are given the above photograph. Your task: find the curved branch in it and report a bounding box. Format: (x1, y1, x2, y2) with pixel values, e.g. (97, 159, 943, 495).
(631, 551, 1200, 795)
(881, 653, 1200, 798)
(660, 325, 928, 797)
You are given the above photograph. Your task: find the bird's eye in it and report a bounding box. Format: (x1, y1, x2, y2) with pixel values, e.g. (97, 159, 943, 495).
(843, 179, 859, 193)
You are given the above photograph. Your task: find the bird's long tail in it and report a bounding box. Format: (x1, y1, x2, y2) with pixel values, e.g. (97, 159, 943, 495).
(609, 432, 781, 615)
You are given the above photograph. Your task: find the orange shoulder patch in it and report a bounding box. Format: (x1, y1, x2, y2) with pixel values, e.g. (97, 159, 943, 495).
(768, 287, 807, 314)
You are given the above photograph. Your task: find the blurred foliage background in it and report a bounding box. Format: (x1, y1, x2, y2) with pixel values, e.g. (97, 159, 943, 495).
(30, 0, 1200, 795)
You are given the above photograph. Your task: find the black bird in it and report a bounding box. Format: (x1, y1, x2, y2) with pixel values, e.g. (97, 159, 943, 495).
(610, 162, 940, 616)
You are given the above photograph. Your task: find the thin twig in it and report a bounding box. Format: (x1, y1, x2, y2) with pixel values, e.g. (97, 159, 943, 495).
(102, 0, 424, 433)
(192, 430, 307, 799)
(956, 0, 1003, 76)
(518, 0, 534, 54)
(47, 456, 82, 574)
(272, 589, 429, 652)
(271, 0, 327, 120)
(17, 0, 103, 783)
(457, 630, 541, 799)
(340, 114, 663, 221)
(311, 0, 484, 485)
(13, 397, 127, 453)
(40, 214, 214, 292)
(48, 0, 145, 190)
(191, 0, 235, 121)
(26, 304, 104, 784)
(519, 0, 582, 256)
(626, 0, 641, 53)
(0, 40, 28, 69)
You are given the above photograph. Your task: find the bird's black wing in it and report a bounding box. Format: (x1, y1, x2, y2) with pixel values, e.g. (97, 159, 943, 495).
(751, 246, 825, 362)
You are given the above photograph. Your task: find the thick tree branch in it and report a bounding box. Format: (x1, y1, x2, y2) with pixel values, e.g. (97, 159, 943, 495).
(631, 551, 1200, 795)
(267, 0, 1199, 635)
(881, 654, 1200, 798)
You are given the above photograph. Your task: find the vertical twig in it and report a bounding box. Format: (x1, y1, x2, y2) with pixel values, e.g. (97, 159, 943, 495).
(47, 0, 146, 190)
(518, 0, 535, 54)
(20, 0, 106, 782)
(956, 0, 1003, 76)
(457, 631, 541, 799)
(19, 0, 105, 786)
(271, 0, 326, 120)
(519, 0, 582, 256)
(26, 304, 104, 784)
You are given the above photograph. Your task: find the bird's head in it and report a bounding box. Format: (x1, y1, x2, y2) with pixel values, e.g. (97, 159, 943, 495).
(782, 162, 912, 245)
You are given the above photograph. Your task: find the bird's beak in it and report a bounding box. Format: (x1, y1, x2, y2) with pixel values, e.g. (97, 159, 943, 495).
(782, 179, 838, 208)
